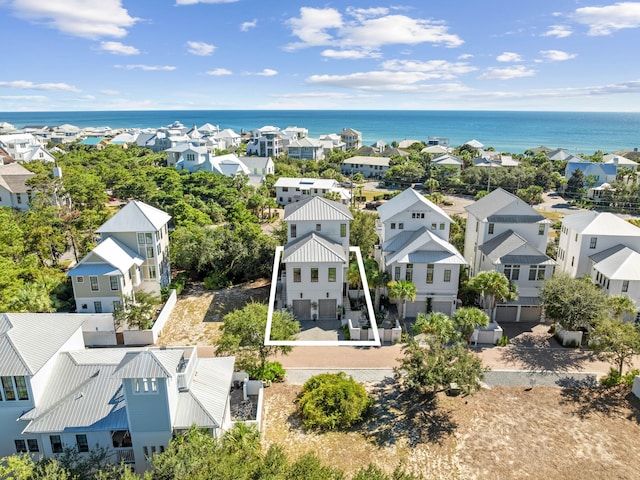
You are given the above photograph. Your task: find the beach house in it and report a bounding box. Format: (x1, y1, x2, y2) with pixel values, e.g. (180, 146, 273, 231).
(375, 188, 467, 317)
(274, 177, 351, 206)
(0, 162, 36, 210)
(464, 188, 555, 322)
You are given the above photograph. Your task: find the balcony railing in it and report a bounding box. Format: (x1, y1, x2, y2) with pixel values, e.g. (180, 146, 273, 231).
(115, 447, 135, 464)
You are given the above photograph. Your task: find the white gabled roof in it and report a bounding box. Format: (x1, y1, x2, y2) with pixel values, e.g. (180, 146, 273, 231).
(591, 245, 640, 280)
(377, 188, 451, 224)
(465, 188, 545, 222)
(382, 227, 466, 266)
(284, 195, 353, 222)
(0, 313, 85, 376)
(96, 200, 171, 233)
(274, 177, 338, 189)
(67, 237, 144, 277)
(283, 233, 347, 263)
(562, 211, 640, 236)
(465, 139, 484, 148)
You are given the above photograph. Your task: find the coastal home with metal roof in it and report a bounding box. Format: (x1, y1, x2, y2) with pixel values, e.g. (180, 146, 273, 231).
(375, 188, 467, 317)
(0, 162, 36, 210)
(0, 312, 235, 473)
(274, 177, 351, 206)
(67, 201, 171, 313)
(338, 128, 362, 151)
(341, 155, 391, 179)
(464, 188, 555, 322)
(280, 196, 353, 320)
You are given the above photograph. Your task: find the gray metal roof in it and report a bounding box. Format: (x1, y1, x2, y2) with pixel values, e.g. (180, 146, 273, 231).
(486, 215, 547, 224)
(0, 313, 85, 376)
(465, 188, 543, 221)
(406, 251, 468, 265)
(112, 350, 173, 379)
(480, 230, 554, 265)
(589, 244, 627, 263)
(283, 233, 347, 263)
(504, 296, 542, 306)
(500, 255, 556, 265)
(21, 352, 129, 433)
(284, 196, 352, 222)
(174, 357, 235, 430)
(591, 245, 640, 280)
(96, 200, 171, 233)
(383, 226, 467, 267)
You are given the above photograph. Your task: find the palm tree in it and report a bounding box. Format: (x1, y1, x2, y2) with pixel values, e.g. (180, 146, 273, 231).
(452, 307, 489, 347)
(364, 260, 390, 312)
(387, 280, 417, 321)
(347, 262, 362, 305)
(468, 271, 517, 322)
(608, 295, 637, 321)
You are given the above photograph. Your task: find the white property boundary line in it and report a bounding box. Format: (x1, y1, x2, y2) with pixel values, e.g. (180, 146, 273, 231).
(265, 246, 381, 347)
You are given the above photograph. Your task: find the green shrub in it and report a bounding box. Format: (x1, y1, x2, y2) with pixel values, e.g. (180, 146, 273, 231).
(204, 272, 231, 290)
(496, 334, 509, 347)
(297, 372, 373, 430)
(601, 367, 622, 387)
(161, 272, 189, 300)
(622, 369, 640, 386)
(247, 361, 286, 382)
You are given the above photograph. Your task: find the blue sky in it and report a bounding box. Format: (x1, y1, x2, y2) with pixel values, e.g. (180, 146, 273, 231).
(1, 0, 639, 111)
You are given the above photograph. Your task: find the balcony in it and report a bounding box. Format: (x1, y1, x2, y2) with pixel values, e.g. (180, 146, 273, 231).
(115, 447, 135, 464)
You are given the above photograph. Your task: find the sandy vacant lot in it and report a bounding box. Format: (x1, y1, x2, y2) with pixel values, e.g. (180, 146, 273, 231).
(263, 382, 640, 480)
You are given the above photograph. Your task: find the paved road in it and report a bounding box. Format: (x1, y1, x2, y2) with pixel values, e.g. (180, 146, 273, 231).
(284, 367, 599, 388)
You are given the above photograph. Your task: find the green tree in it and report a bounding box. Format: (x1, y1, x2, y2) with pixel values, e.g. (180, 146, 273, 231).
(113, 291, 160, 330)
(541, 274, 609, 330)
(589, 317, 640, 375)
(350, 209, 378, 258)
(608, 295, 637, 321)
(215, 302, 299, 372)
(412, 311, 458, 342)
(452, 307, 489, 347)
(467, 271, 517, 321)
(364, 259, 389, 312)
(297, 372, 373, 430)
(387, 280, 417, 320)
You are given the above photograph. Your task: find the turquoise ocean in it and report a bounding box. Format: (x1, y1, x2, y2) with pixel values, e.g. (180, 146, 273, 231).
(1, 110, 639, 155)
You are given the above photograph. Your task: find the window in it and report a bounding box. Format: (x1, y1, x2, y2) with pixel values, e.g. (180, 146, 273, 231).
(282, 187, 289, 192)
(50, 435, 63, 454)
(575, 234, 578, 242)
(426, 264, 434, 284)
(394, 266, 401, 280)
(538, 224, 545, 235)
(316, 223, 321, 231)
(135, 378, 158, 393)
(76, 434, 89, 453)
(77, 276, 84, 283)
(444, 269, 452, 282)
(340, 223, 347, 237)
(113, 300, 122, 311)
(328, 267, 336, 282)
(439, 223, 445, 230)
(622, 280, 629, 293)
(488, 223, 495, 234)
(27, 439, 39, 453)
(160, 445, 165, 453)
(405, 264, 413, 282)
(528, 266, 546, 281)
(143, 446, 149, 457)
(15, 376, 28, 400)
(146, 246, 154, 258)
(17, 194, 22, 204)
(391, 223, 396, 230)
(590, 237, 598, 249)
(399, 223, 404, 230)
(148, 265, 157, 280)
(109, 276, 119, 291)
(571, 257, 574, 267)
(15, 440, 27, 453)
(311, 268, 319, 282)
(504, 264, 520, 281)
(431, 223, 437, 230)
(2, 376, 16, 401)
(290, 224, 297, 238)
(138, 233, 153, 245)
(90, 276, 99, 291)
(94, 301, 103, 313)
(293, 268, 301, 282)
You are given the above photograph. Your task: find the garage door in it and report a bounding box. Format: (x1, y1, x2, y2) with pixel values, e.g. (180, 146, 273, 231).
(495, 306, 518, 322)
(318, 299, 337, 319)
(405, 301, 426, 318)
(520, 306, 542, 322)
(292, 300, 311, 320)
(432, 301, 453, 316)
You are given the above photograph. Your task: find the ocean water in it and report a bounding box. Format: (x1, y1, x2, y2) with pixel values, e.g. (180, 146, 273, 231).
(1, 110, 639, 155)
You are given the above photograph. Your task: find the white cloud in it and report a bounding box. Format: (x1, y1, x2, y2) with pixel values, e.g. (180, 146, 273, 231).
(256, 68, 278, 76)
(541, 24, 573, 38)
(306, 70, 469, 92)
(114, 64, 176, 71)
(100, 89, 120, 95)
(496, 52, 522, 62)
(478, 65, 536, 80)
(458, 53, 474, 60)
(240, 19, 257, 32)
(573, 2, 640, 35)
(466, 80, 640, 100)
(175, 0, 238, 4)
(186, 41, 215, 56)
(99, 41, 139, 55)
(0, 80, 80, 92)
(321, 49, 381, 59)
(285, 7, 463, 51)
(206, 68, 232, 76)
(0, 95, 48, 101)
(380, 59, 477, 78)
(7, 0, 139, 39)
(539, 50, 577, 61)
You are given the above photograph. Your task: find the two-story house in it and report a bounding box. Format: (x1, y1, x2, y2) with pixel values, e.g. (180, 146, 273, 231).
(375, 188, 467, 317)
(464, 188, 555, 322)
(339, 128, 362, 151)
(341, 156, 391, 179)
(274, 177, 351, 206)
(0, 312, 235, 474)
(0, 163, 35, 210)
(281, 196, 353, 320)
(68, 201, 171, 313)
(246, 126, 284, 157)
(285, 137, 325, 161)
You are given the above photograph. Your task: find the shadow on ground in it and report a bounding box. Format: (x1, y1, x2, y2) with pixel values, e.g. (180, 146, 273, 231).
(559, 383, 640, 423)
(361, 378, 456, 447)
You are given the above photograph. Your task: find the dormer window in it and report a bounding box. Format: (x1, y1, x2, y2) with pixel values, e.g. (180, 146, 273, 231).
(488, 223, 495, 234)
(134, 378, 158, 394)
